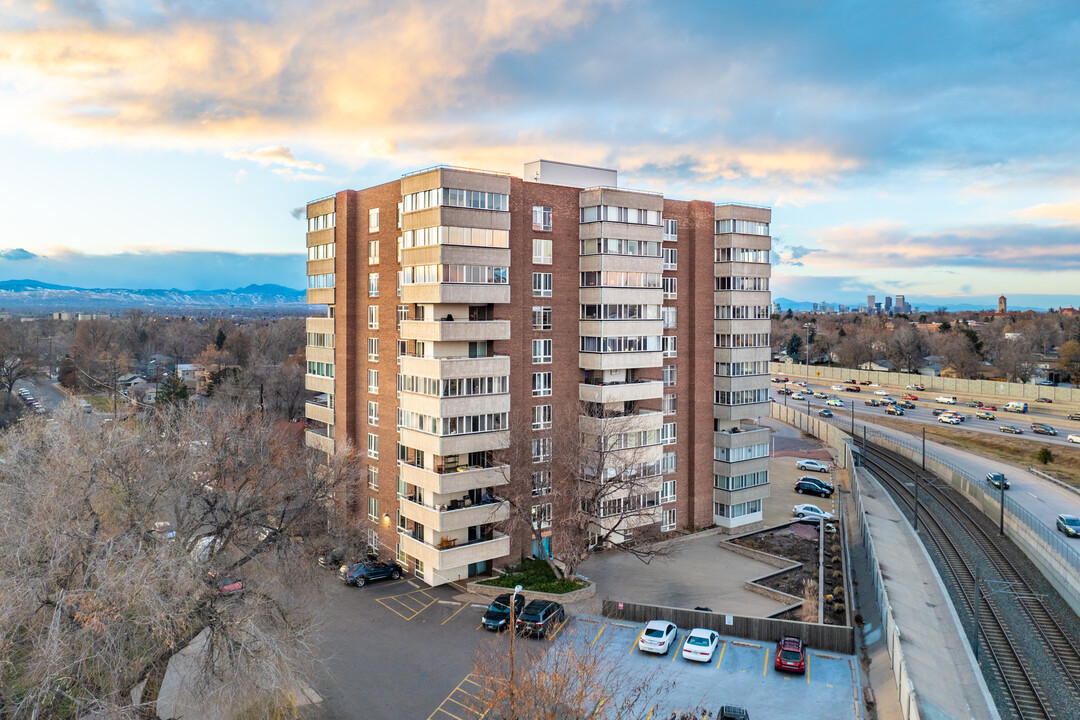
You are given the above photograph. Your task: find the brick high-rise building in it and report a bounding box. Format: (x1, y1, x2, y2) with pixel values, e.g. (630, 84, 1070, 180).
(304, 160, 773, 587)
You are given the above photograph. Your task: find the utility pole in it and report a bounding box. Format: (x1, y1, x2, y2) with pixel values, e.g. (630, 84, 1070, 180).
(913, 471, 919, 533)
(508, 583, 523, 719)
(921, 426, 926, 471)
(850, 399, 855, 436)
(999, 479, 1006, 537)
(803, 322, 812, 388)
(973, 574, 981, 662)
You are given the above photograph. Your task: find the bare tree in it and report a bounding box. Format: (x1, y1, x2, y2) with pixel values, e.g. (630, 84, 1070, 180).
(0, 324, 39, 397)
(0, 404, 360, 718)
(884, 323, 929, 373)
(935, 331, 983, 379)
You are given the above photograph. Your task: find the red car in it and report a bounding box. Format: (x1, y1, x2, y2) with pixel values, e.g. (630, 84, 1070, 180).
(902, 394, 919, 401)
(846, 379, 857, 384)
(775, 636, 807, 674)
(984, 405, 997, 411)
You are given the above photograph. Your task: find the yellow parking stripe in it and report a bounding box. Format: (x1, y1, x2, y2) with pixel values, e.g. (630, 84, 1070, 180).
(441, 601, 469, 626)
(672, 634, 687, 662)
(715, 641, 726, 669)
(426, 674, 484, 720)
(646, 706, 655, 720)
(763, 648, 770, 676)
(589, 623, 607, 647)
(630, 628, 645, 654)
(549, 615, 570, 639)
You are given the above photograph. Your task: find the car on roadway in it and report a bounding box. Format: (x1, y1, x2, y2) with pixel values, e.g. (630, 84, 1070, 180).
(777, 387, 793, 395)
(638, 620, 678, 655)
(1036, 397, 1053, 404)
(986, 472, 1009, 490)
(813, 391, 828, 399)
(885, 405, 904, 416)
(516, 599, 566, 638)
(1031, 423, 1057, 436)
(897, 400, 916, 410)
(881, 397, 897, 405)
(999, 425, 1024, 434)
(965, 401, 982, 408)
(482, 593, 526, 631)
(874, 390, 889, 396)
(846, 379, 858, 384)
(1069, 412, 1080, 421)
(682, 628, 721, 662)
(794, 381, 808, 387)
(859, 380, 872, 385)
(865, 398, 882, 407)
(938, 415, 960, 425)
(843, 386, 861, 392)
(831, 385, 845, 391)
(796, 459, 830, 472)
(818, 409, 834, 418)
(339, 560, 403, 586)
(793, 504, 834, 521)
(791, 393, 806, 400)
(1057, 515, 1080, 537)
(906, 384, 926, 391)
(902, 394, 919, 401)
(826, 397, 844, 407)
(1068, 434, 1080, 444)
(1037, 379, 1055, 386)
(795, 476, 834, 497)
(976, 411, 996, 420)
(935, 395, 957, 404)
(774, 636, 807, 674)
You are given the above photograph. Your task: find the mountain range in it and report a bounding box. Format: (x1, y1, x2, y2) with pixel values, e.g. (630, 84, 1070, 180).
(0, 279, 306, 312)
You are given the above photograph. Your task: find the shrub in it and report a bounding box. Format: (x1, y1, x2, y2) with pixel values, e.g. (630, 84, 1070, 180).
(1037, 447, 1054, 465)
(832, 586, 844, 599)
(833, 603, 846, 615)
(831, 569, 843, 580)
(830, 543, 842, 554)
(477, 558, 587, 594)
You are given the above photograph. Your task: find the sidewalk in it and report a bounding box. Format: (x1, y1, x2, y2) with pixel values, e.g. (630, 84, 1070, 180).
(854, 468, 999, 720)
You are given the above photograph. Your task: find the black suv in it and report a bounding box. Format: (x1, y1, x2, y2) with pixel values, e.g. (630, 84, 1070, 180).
(718, 707, 750, 720)
(1069, 412, 1080, 421)
(516, 599, 566, 638)
(339, 560, 403, 587)
(794, 476, 834, 498)
(482, 593, 526, 631)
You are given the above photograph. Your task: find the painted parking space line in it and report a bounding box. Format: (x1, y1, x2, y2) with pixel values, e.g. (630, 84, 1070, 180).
(548, 615, 571, 640)
(441, 601, 469, 625)
(763, 648, 770, 676)
(629, 628, 645, 654)
(427, 674, 485, 720)
(589, 623, 607, 647)
(671, 634, 688, 662)
(715, 641, 726, 669)
(377, 588, 440, 621)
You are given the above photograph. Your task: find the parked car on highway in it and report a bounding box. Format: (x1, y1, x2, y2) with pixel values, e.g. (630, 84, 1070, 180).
(774, 636, 807, 674)
(682, 628, 720, 662)
(796, 459, 830, 472)
(999, 425, 1023, 434)
(339, 560, 403, 586)
(938, 415, 960, 425)
(885, 405, 904, 416)
(976, 411, 996, 420)
(1031, 423, 1057, 436)
(1057, 515, 1080, 537)
(482, 593, 526, 631)
(986, 472, 1009, 490)
(1068, 434, 1080, 444)
(793, 504, 834, 521)
(637, 620, 678, 655)
(795, 476, 834, 497)
(818, 409, 834, 418)
(898, 400, 916, 409)
(517, 599, 566, 638)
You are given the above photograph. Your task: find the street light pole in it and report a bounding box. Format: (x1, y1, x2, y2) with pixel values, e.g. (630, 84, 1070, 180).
(508, 583, 523, 719)
(803, 322, 812, 388)
(999, 480, 1006, 537)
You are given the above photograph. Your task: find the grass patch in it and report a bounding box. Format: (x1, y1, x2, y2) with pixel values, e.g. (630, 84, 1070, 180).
(478, 558, 587, 594)
(84, 395, 112, 412)
(869, 416, 1080, 488)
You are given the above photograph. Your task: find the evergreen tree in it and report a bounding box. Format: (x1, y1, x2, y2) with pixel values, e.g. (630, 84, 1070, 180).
(157, 372, 189, 405)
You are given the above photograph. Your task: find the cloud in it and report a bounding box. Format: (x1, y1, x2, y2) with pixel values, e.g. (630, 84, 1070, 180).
(289, 206, 306, 220)
(0, 248, 37, 260)
(224, 146, 324, 171)
(1015, 200, 1080, 224)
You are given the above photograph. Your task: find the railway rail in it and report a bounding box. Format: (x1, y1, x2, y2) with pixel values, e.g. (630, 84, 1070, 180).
(861, 442, 1080, 719)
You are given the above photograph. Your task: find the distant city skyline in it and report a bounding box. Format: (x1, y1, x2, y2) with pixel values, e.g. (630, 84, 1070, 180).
(1, 2, 1079, 305)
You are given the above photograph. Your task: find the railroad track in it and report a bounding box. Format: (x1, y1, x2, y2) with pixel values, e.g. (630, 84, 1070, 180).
(860, 445, 1072, 719)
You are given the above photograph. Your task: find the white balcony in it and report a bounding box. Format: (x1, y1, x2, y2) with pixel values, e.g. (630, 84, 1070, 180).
(399, 497, 510, 533)
(399, 462, 510, 495)
(399, 530, 510, 577)
(304, 401, 333, 425)
(399, 355, 510, 380)
(398, 427, 510, 458)
(304, 428, 334, 454)
(401, 284, 510, 305)
(400, 319, 511, 342)
(579, 379, 663, 404)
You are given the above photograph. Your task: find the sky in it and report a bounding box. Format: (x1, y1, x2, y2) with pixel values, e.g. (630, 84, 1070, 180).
(1, 0, 1079, 308)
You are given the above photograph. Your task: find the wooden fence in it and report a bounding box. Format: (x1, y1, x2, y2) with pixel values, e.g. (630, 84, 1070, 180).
(600, 599, 855, 655)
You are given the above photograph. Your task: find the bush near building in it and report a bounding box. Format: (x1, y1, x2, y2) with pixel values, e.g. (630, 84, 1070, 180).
(478, 558, 587, 594)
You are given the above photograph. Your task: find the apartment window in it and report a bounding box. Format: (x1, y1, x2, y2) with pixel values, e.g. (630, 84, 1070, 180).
(714, 470, 769, 491)
(368, 240, 380, 264)
(662, 364, 677, 387)
(663, 218, 677, 241)
(661, 508, 676, 532)
(367, 433, 379, 459)
(716, 219, 769, 236)
(532, 339, 552, 364)
(532, 306, 552, 330)
(532, 470, 552, 496)
(367, 465, 379, 490)
(368, 306, 379, 329)
(368, 273, 379, 297)
(369, 208, 379, 232)
(661, 422, 677, 445)
(368, 337, 379, 362)
(661, 307, 677, 329)
(531, 437, 552, 463)
(532, 238, 552, 264)
(661, 451, 677, 475)
(533, 205, 552, 231)
(714, 499, 763, 518)
(532, 404, 552, 430)
(532, 272, 552, 297)
(396, 305, 408, 329)
(368, 369, 379, 393)
(532, 372, 552, 397)
(368, 401, 379, 426)
(660, 479, 676, 504)
(532, 503, 552, 529)
(662, 336, 677, 358)
(396, 340, 407, 361)
(662, 277, 677, 299)
(307, 273, 335, 289)
(662, 394, 677, 415)
(307, 361, 334, 378)
(663, 248, 678, 270)
(397, 202, 403, 229)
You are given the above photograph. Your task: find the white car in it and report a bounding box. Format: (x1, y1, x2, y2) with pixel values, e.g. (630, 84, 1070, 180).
(831, 385, 844, 391)
(638, 620, 678, 655)
(1068, 434, 1080, 444)
(796, 459, 830, 472)
(826, 397, 844, 407)
(793, 504, 834, 521)
(873, 390, 889, 396)
(791, 393, 806, 400)
(682, 628, 720, 662)
(869, 383, 881, 387)
(938, 415, 960, 424)
(936, 396, 957, 404)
